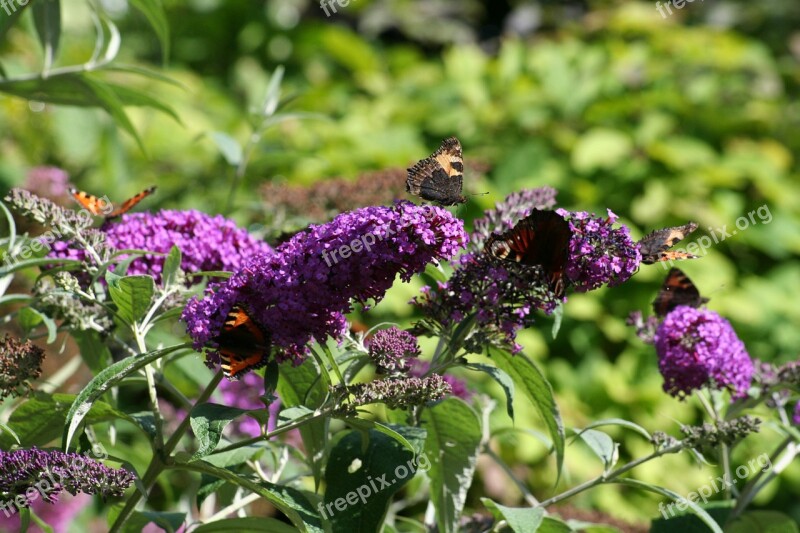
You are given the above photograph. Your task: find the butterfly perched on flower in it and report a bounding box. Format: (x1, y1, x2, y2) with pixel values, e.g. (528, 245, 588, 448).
(406, 137, 466, 206)
(638, 222, 698, 264)
(69, 186, 156, 219)
(213, 305, 271, 379)
(653, 268, 709, 317)
(484, 209, 572, 298)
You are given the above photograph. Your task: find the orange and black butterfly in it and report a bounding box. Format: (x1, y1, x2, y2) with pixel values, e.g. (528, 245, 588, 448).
(406, 137, 466, 206)
(653, 268, 709, 317)
(638, 222, 698, 264)
(69, 186, 156, 219)
(213, 305, 271, 379)
(484, 209, 572, 298)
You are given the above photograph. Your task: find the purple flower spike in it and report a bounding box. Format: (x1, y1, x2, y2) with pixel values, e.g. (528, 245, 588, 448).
(793, 402, 800, 426)
(654, 306, 753, 400)
(367, 327, 421, 374)
(556, 208, 641, 292)
(183, 201, 466, 368)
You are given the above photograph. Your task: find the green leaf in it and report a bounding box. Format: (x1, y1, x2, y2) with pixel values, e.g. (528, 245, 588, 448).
(727, 511, 799, 533)
(72, 330, 113, 375)
(176, 460, 323, 532)
(551, 303, 563, 339)
(421, 398, 482, 533)
(537, 517, 574, 533)
(491, 348, 565, 479)
(261, 65, 285, 117)
(577, 418, 652, 441)
(482, 498, 544, 532)
(0, 421, 20, 445)
(195, 518, 299, 533)
(105, 271, 155, 324)
(128, 0, 170, 63)
(137, 511, 185, 533)
(81, 75, 146, 154)
(278, 358, 329, 489)
(466, 363, 515, 420)
(190, 403, 248, 460)
(32, 0, 61, 70)
(324, 427, 423, 531)
(621, 479, 724, 533)
(162, 245, 182, 288)
(575, 429, 617, 470)
(62, 347, 172, 450)
(210, 132, 243, 166)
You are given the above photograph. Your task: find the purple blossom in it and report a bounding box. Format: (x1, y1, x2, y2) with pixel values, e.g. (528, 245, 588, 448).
(367, 327, 421, 374)
(218, 373, 282, 438)
(24, 167, 70, 201)
(183, 201, 466, 369)
(48, 210, 272, 284)
(410, 361, 472, 400)
(556, 208, 641, 292)
(0, 447, 135, 506)
(793, 402, 800, 426)
(654, 306, 753, 400)
(0, 492, 91, 533)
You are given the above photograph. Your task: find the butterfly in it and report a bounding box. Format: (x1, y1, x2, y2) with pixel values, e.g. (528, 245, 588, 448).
(406, 137, 466, 206)
(484, 209, 572, 298)
(69, 186, 156, 218)
(652, 268, 709, 317)
(213, 305, 271, 379)
(638, 222, 698, 264)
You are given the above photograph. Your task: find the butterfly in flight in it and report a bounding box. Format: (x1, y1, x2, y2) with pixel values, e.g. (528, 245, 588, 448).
(484, 209, 572, 298)
(652, 267, 709, 317)
(69, 186, 157, 219)
(406, 137, 466, 206)
(638, 222, 698, 264)
(213, 305, 271, 379)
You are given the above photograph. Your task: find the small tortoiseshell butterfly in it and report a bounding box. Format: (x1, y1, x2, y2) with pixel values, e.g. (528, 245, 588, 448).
(638, 222, 698, 264)
(69, 186, 156, 219)
(484, 209, 573, 298)
(653, 267, 709, 317)
(406, 137, 466, 206)
(213, 305, 271, 379)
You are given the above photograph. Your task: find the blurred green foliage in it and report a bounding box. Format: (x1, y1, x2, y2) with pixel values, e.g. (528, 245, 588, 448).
(2, 0, 799, 527)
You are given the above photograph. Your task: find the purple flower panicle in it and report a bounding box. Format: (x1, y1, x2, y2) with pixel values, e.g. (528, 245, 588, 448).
(183, 201, 466, 369)
(654, 306, 753, 400)
(367, 327, 421, 374)
(556, 208, 641, 292)
(410, 361, 472, 401)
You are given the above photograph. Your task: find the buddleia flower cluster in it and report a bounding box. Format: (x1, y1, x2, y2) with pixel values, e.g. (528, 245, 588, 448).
(0, 335, 45, 399)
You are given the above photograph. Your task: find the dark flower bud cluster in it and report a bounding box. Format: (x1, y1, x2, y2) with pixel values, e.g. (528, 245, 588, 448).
(5, 189, 93, 232)
(33, 279, 114, 334)
(410, 361, 472, 401)
(626, 310, 659, 344)
(367, 326, 421, 374)
(777, 360, 800, 385)
(0, 447, 135, 505)
(332, 374, 452, 414)
(650, 431, 680, 451)
(0, 335, 45, 399)
(680, 416, 761, 449)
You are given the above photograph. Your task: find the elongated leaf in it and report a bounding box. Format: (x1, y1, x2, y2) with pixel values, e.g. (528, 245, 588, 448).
(324, 427, 423, 531)
(190, 403, 247, 460)
(577, 418, 652, 441)
(195, 518, 298, 533)
(106, 271, 155, 324)
(466, 363, 515, 419)
(72, 330, 113, 375)
(576, 429, 617, 470)
(0, 256, 81, 277)
(82, 75, 146, 153)
(0, 421, 20, 445)
(491, 348, 564, 478)
(421, 398, 482, 533)
(162, 245, 182, 289)
(135, 511, 185, 533)
(176, 460, 323, 532)
(262, 65, 284, 117)
(481, 499, 544, 532)
(128, 0, 169, 63)
(727, 511, 799, 533)
(32, 0, 61, 71)
(62, 348, 170, 450)
(536, 517, 574, 533)
(210, 132, 243, 166)
(618, 478, 723, 533)
(18, 307, 57, 343)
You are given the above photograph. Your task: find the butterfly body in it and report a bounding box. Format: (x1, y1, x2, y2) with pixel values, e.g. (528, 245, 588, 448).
(638, 222, 698, 264)
(213, 305, 271, 379)
(406, 137, 466, 206)
(653, 268, 709, 317)
(70, 186, 156, 218)
(484, 209, 572, 297)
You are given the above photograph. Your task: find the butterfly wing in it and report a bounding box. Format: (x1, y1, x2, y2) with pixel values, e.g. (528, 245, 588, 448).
(107, 186, 157, 218)
(214, 305, 271, 379)
(639, 222, 698, 264)
(485, 209, 571, 297)
(406, 137, 466, 206)
(652, 267, 709, 316)
(69, 188, 110, 216)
